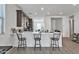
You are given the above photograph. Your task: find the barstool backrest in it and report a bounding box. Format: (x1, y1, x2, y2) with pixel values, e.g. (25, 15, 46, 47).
(53, 32, 61, 39)
(16, 32, 22, 40)
(34, 33, 41, 39)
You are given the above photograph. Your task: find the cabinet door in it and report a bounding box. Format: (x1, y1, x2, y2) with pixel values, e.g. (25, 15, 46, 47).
(29, 18, 33, 31)
(16, 10, 22, 27)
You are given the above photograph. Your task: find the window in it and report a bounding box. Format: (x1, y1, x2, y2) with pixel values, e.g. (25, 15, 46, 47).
(0, 4, 5, 34)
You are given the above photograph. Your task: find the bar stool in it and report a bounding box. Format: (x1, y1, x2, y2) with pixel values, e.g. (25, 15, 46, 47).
(34, 32, 41, 50)
(16, 33, 27, 48)
(50, 32, 60, 50)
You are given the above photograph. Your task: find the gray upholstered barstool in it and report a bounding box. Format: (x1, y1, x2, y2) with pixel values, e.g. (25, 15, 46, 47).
(34, 32, 41, 50)
(50, 32, 60, 50)
(16, 33, 27, 48)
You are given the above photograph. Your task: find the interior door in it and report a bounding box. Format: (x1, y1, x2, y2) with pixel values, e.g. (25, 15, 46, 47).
(69, 15, 74, 38)
(51, 18, 62, 32)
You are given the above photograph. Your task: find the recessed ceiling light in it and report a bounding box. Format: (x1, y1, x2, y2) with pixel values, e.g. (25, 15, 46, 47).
(41, 7, 44, 11)
(59, 12, 63, 15)
(47, 12, 50, 15)
(35, 12, 37, 15)
(73, 4, 77, 6)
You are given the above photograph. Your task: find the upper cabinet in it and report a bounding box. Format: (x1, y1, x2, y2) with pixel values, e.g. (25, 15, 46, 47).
(16, 10, 22, 27)
(16, 10, 33, 31)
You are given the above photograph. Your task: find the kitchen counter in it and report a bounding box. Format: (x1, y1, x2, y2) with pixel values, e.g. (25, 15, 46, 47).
(22, 32, 63, 47)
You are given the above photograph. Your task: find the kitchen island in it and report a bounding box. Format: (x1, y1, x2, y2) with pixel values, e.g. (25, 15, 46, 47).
(22, 32, 63, 47)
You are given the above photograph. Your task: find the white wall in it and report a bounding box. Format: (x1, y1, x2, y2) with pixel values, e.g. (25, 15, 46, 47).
(0, 4, 20, 46)
(73, 12, 79, 33)
(62, 16, 70, 37)
(44, 16, 51, 32)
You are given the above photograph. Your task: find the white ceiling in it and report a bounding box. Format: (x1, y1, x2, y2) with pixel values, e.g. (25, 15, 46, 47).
(18, 4, 79, 17)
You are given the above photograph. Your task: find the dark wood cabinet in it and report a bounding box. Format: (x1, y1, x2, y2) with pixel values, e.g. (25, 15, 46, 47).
(16, 10, 33, 31)
(29, 18, 33, 31)
(16, 10, 22, 27)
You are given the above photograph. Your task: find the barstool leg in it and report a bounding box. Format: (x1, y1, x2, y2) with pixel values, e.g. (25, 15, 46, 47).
(39, 40, 41, 50)
(57, 41, 60, 51)
(22, 40, 24, 47)
(52, 40, 54, 50)
(21, 41, 23, 47)
(18, 41, 20, 48)
(24, 40, 25, 47)
(21, 40, 22, 47)
(25, 40, 27, 47)
(34, 40, 36, 50)
(23, 40, 24, 47)
(51, 39, 52, 48)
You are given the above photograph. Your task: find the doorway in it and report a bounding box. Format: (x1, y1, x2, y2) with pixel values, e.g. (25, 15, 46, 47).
(69, 15, 74, 38)
(51, 18, 63, 32)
